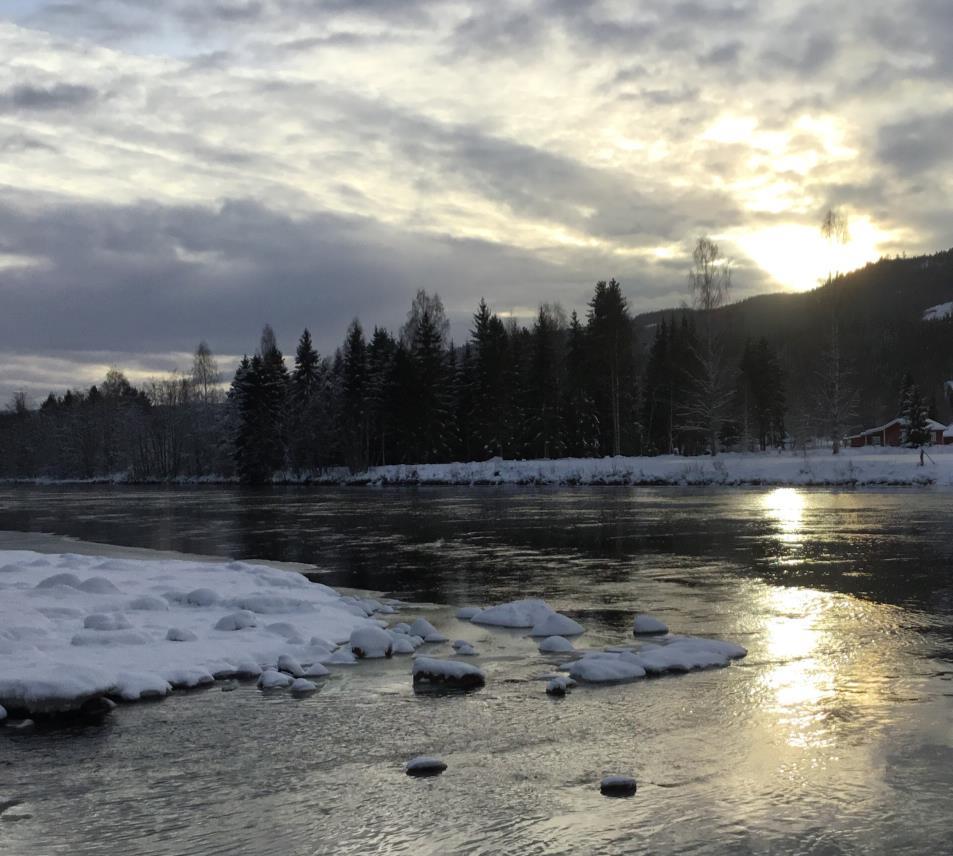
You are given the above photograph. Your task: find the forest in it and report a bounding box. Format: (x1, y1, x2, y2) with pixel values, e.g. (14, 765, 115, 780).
(1, 242, 951, 484)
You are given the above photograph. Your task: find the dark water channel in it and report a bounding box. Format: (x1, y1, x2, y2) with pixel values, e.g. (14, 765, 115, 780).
(1, 485, 952, 855)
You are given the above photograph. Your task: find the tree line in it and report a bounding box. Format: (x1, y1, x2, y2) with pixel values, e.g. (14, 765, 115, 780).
(1, 235, 941, 483)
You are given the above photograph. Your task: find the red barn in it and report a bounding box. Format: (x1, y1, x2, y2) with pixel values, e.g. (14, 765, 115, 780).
(847, 417, 948, 447)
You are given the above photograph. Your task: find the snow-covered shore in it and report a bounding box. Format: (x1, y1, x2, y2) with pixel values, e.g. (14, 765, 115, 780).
(339, 446, 953, 487)
(5, 447, 953, 488)
(0, 551, 403, 714)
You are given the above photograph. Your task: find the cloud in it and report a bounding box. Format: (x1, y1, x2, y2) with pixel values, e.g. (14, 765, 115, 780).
(0, 82, 97, 111)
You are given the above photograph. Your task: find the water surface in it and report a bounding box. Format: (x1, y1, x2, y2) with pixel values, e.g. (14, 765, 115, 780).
(1, 485, 952, 855)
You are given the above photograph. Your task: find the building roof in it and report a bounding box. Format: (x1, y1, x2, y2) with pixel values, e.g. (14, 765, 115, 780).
(847, 416, 948, 439)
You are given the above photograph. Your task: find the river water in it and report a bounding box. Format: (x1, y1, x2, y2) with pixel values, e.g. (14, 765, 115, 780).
(1, 485, 952, 855)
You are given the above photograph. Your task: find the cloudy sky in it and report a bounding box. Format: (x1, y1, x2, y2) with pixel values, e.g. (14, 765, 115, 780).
(1, 1, 950, 400)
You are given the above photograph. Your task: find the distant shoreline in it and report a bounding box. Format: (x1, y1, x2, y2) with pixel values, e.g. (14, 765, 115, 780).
(3, 448, 950, 488)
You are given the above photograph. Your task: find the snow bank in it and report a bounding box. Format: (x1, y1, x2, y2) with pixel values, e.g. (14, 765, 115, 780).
(331, 446, 953, 487)
(0, 550, 403, 713)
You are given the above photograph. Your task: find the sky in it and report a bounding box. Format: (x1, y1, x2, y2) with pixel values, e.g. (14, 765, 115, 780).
(1, 0, 951, 400)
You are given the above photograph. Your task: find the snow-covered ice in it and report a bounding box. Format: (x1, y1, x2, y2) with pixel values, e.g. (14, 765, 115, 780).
(539, 635, 576, 654)
(412, 657, 485, 688)
(633, 614, 668, 635)
(0, 550, 411, 713)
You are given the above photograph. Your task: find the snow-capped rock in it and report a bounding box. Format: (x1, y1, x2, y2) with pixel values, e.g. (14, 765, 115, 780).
(412, 657, 485, 689)
(276, 654, 304, 677)
(350, 626, 394, 658)
(470, 598, 556, 628)
(166, 627, 198, 642)
(539, 635, 576, 654)
(633, 614, 668, 635)
(290, 678, 317, 694)
(455, 606, 483, 620)
(529, 613, 584, 637)
(451, 640, 477, 656)
(258, 669, 293, 690)
(546, 676, 576, 696)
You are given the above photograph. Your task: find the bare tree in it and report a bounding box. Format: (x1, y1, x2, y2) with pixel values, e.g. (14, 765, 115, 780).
(815, 322, 858, 454)
(683, 236, 733, 456)
(399, 290, 450, 348)
(191, 341, 221, 405)
(821, 207, 850, 284)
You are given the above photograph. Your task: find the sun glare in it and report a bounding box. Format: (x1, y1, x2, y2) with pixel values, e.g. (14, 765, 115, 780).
(733, 215, 886, 292)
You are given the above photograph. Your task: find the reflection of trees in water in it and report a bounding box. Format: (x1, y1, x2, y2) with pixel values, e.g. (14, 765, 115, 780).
(0, 485, 951, 613)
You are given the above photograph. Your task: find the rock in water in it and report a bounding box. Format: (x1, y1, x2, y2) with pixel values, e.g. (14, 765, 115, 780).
(290, 678, 317, 694)
(538, 635, 575, 654)
(276, 654, 304, 677)
(405, 756, 447, 777)
(257, 669, 293, 690)
(529, 612, 585, 637)
(545, 676, 575, 696)
(412, 657, 485, 689)
(600, 775, 637, 797)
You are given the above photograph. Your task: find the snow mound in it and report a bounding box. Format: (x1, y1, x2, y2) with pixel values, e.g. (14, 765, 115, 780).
(128, 595, 168, 611)
(412, 657, 485, 689)
(389, 634, 418, 655)
(456, 607, 482, 620)
(184, 588, 219, 607)
(539, 635, 576, 654)
(633, 614, 668, 635)
(410, 618, 446, 642)
(326, 647, 358, 665)
(77, 577, 121, 594)
(166, 627, 198, 642)
(35, 572, 82, 589)
(405, 756, 447, 777)
(471, 598, 556, 628)
(451, 640, 477, 656)
(214, 611, 257, 631)
(350, 626, 394, 658)
(303, 662, 330, 678)
(84, 613, 132, 631)
(529, 612, 584, 637)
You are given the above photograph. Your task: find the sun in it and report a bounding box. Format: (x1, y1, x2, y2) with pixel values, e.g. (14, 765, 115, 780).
(731, 215, 887, 292)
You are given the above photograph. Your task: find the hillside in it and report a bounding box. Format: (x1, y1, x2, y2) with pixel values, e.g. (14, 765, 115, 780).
(635, 249, 953, 429)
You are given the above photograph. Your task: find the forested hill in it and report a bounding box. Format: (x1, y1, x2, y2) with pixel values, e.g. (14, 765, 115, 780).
(636, 249, 953, 426)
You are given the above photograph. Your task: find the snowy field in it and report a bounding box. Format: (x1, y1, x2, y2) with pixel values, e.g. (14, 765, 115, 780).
(337, 446, 953, 487)
(0, 551, 744, 717)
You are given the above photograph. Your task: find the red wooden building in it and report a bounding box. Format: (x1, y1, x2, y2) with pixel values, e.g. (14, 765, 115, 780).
(847, 417, 949, 447)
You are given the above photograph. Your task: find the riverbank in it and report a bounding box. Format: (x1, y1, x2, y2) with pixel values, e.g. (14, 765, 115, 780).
(6, 447, 948, 488)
